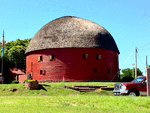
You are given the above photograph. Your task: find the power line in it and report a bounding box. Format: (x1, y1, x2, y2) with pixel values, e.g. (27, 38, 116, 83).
(138, 49, 150, 50)
(123, 51, 134, 65)
(137, 52, 145, 66)
(138, 42, 150, 49)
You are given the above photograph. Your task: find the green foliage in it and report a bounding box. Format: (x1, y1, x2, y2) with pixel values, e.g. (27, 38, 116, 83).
(120, 68, 143, 82)
(23, 79, 37, 83)
(0, 38, 31, 68)
(27, 79, 37, 82)
(11, 80, 19, 84)
(23, 79, 30, 83)
(8, 45, 26, 63)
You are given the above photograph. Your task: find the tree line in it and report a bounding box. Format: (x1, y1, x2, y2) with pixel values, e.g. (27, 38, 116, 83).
(0, 38, 31, 68)
(120, 68, 143, 82)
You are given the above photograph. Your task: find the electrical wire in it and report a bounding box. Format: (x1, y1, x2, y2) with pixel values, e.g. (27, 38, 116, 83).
(123, 52, 133, 65)
(137, 52, 145, 66)
(138, 42, 150, 49)
(138, 49, 150, 50)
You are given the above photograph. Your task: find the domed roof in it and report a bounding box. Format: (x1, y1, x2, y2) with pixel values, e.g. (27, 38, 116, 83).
(25, 16, 119, 54)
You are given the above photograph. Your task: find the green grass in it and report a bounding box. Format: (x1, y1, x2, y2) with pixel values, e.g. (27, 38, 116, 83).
(0, 82, 116, 96)
(0, 96, 150, 113)
(0, 82, 150, 113)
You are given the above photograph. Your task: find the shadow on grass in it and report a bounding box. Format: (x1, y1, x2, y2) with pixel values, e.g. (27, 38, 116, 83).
(42, 84, 51, 87)
(36, 84, 51, 91)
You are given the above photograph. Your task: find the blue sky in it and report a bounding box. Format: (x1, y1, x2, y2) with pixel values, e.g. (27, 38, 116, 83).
(0, 0, 150, 75)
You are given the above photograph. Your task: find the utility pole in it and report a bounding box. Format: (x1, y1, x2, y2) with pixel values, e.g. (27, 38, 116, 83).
(146, 67, 150, 96)
(135, 47, 137, 78)
(146, 55, 148, 68)
(132, 63, 135, 77)
(1, 30, 4, 80)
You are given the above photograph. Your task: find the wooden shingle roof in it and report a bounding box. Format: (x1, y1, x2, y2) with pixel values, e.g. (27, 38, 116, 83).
(25, 16, 119, 54)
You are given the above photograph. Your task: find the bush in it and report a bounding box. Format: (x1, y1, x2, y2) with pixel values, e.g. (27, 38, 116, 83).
(121, 76, 134, 82)
(11, 80, 19, 84)
(23, 79, 37, 83)
(23, 79, 29, 83)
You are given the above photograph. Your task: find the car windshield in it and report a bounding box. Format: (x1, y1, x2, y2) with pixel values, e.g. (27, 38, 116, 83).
(132, 76, 145, 83)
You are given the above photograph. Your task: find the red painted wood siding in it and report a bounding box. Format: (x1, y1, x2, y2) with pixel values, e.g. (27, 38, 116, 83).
(26, 48, 119, 82)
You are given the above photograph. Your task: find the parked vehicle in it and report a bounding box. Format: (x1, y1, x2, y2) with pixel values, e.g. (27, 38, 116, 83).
(113, 76, 147, 96)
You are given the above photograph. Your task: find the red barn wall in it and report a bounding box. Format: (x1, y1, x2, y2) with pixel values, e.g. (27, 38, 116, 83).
(26, 48, 119, 82)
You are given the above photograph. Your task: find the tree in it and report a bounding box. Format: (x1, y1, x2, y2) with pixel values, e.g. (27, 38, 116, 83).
(120, 68, 143, 82)
(8, 45, 26, 68)
(0, 38, 31, 68)
(131, 68, 143, 77)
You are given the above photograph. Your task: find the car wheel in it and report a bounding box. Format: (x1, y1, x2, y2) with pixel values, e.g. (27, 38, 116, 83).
(129, 91, 137, 96)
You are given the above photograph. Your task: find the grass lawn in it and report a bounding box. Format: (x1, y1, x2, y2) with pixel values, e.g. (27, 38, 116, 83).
(0, 82, 150, 113)
(0, 82, 115, 96)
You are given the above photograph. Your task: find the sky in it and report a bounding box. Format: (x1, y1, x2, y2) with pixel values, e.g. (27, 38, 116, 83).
(0, 0, 150, 75)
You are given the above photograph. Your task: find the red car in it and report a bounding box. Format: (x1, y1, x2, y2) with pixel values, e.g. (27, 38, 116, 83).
(113, 76, 147, 96)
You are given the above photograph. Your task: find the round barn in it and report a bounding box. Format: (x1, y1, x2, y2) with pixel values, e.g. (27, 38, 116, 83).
(25, 16, 120, 82)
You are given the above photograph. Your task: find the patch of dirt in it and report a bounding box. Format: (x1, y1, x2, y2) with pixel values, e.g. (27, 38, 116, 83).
(10, 89, 17, 92)
(2, 89, 5, 92)
(42, 94, 46, 96)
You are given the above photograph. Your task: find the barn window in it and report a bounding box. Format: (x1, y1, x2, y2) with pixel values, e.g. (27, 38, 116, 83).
(94, 69, 97, 73)
(40, 70, 46, 75)
(83, 54, 88, 59)
(97, 54, 101, 59)
(40, 70, 43, 74)
(108, 69, 110, 73)
(49, 55, 54, 61)
(38, 56, 42, 61)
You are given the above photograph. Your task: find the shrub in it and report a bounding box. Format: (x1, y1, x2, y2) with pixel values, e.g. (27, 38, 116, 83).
(23, 79, 29, 83)
(121, 76, 134, 82)
(23, 79, 37, 83)
(11, 80, 19, 84)
(28, 79, 37, 82)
